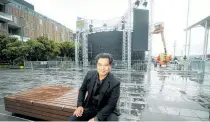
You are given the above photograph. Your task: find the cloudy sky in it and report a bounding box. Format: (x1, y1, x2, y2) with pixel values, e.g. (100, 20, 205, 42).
(25, 0, 210, 56)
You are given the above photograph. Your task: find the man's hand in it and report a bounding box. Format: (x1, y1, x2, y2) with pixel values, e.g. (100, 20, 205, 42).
(73, 106, 84, 117)
(88, 118, 94, 122)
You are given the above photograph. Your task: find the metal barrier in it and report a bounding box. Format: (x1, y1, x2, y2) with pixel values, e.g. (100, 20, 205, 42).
(155, 59, 209, 84)
(88, 60, 147, 71)
(24, 61, 79, 69)
(188, 60, 207, 83)
(189, 60, 205, 73)
(24, 60, 148, 71)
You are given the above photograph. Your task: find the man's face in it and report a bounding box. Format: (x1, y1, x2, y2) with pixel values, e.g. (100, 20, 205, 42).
(97, 58, 111, 77)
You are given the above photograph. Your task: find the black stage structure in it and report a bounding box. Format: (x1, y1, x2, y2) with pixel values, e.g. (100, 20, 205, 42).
(88, 8, 149, 61)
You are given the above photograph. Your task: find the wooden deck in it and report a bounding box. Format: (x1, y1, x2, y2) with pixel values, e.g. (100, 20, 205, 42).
(4, 86, 78, 121)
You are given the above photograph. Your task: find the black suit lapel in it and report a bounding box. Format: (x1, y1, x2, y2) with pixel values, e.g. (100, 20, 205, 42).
(97, 74, 111, 105)
(86, 72, 97, 104)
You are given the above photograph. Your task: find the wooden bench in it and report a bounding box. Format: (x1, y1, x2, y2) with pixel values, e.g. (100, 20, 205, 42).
(4, 86, 78, 121)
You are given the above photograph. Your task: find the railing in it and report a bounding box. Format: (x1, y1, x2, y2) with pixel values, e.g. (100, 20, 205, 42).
(86, 60, 147, 71)
(161, 59, 206, 72)
(155, 59, 209, 83)
(24, 61, 78, 69)
(89, 25, 133, 34)
(9, 35, 30, 42)
(0, 11, 12, 21)
(24, 60, 148, 71)
(189, 60, 205, 73)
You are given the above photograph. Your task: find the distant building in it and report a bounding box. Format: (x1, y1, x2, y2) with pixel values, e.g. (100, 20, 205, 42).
(0, 0, 73, 42)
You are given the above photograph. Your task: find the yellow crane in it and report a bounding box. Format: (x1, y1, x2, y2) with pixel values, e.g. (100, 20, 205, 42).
(152, 23, 171, 66)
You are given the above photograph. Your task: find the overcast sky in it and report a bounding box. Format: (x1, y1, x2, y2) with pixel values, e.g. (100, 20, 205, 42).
(25, 0, 210, 56)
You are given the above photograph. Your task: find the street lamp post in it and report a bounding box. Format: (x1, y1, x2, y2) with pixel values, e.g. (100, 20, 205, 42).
(184, 0, 190, 57)
(173, 40, 176, 57)
(187, 29, 191, 58)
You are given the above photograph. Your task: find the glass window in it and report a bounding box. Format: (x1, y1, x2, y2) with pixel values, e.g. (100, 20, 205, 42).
(0, 23, 2, 29)
(61, 33, 65, 41)
(13, 16, 17, 24)
(39, 19, 42, 25)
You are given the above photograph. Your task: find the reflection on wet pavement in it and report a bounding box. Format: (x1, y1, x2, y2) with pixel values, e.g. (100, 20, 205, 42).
(0, 63, 210, 121)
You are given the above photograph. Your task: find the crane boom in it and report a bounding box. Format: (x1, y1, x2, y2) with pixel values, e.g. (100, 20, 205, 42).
(152, 23, 172, 66)
(152, 23, 167, 55)
(160, 31, 167, 54)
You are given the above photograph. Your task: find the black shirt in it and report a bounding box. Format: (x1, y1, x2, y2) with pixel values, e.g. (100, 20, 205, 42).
(89, 73, 109, 109)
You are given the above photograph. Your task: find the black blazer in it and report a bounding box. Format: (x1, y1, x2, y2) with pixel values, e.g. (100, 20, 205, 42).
(77, 70, 121, 120)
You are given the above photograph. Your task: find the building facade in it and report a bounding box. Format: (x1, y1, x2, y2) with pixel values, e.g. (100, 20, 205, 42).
(0, 0, 73, 42)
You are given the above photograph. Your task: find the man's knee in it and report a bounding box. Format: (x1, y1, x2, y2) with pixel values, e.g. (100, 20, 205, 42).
(68, 115, 82, 121)
(106, 113, 118, 121)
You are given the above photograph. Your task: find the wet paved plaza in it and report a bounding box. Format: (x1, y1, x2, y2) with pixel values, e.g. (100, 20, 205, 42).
(0, 62, 210, 121)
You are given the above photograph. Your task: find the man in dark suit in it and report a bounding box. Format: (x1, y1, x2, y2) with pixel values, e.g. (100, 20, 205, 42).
(68, 53, 121, 121)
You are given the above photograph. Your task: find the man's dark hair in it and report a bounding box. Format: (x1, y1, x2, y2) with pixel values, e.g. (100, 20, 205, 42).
(95, 53, 113, 65)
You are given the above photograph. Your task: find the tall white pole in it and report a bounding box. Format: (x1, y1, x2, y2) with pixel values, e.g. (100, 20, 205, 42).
(204, 28, 209, 59)
(181, 50, 183, 56)
(75, 34, 79, 67)
(173, 40, 176, 57)
(127, 0, 132, 70)
(184, 0, 190, 57)
(203, 21, 208, 60)
(187, 29, 191, 58)
(147, 0, 154, 84)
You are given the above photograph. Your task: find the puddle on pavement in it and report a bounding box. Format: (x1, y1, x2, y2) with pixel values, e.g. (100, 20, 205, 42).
(0, 65, 210, 121)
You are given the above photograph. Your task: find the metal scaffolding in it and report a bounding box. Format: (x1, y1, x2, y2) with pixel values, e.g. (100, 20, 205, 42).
(75, 18, 89, 67)
(147, 0, 154, 83)
(75, 32, 79, 67)
(82, 31, 88, 67)
(75, 0, 152, 70)
(119, 0, 147, 69)
(127, 0, 132, 70)
(122, 30, 127, 63)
